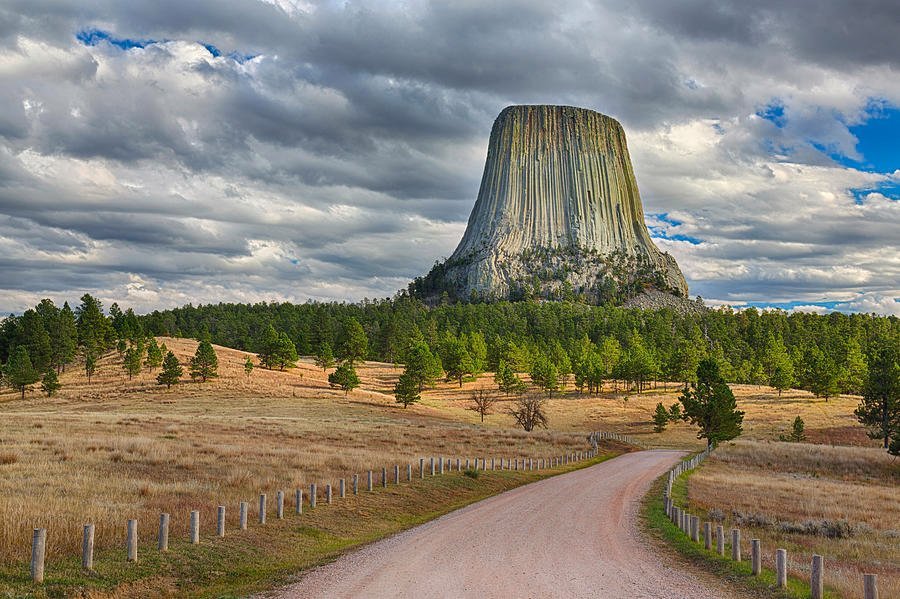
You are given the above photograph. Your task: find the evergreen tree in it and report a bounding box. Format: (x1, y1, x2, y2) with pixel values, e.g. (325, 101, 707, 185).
(339, 318, 368, 365)
(41, 368, 61, 397)
(394, 370, 421, 408)
(5, 347, 39, 399)
(801, 346, 841, 399)
(84, 352, 97, 383)
(123, 344, 143, 380)
(668, 402, 682, 421)
(75, 293, 112, 357)
(157, 351, 183, 388)
(244, 356, 254, 377)
(145, 338, 163, 371)
(274, 332, 298, 370)
(679, 359, 744, 447)
(599, 336, 622, 389)
(256, 324, 281, 369)
(442, 336, 474, 387)
(855, 342, 900, 450)
(549, 340, 572, 389)
(328, 362, 360, 395)
(653, 402, 669, 432)
(314, 341, 336, 371)
(839, 338, 868, 395)
(789, 415, 806, 442)
(14, 310, 52, 373)
(405, 340, 442, 390)
(530, 354, 560, 397)
(468, 332, 488, 376)
(190, 340, 219, 382)
(53, 302, 77, 372)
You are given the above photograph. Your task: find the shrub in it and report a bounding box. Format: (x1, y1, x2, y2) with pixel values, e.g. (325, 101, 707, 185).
(463, 468, 479, 479)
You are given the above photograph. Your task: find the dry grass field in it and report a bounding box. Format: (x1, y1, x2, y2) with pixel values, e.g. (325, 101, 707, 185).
(684, 441, 899, 598)
(0, 336, 893, 597)
(0, 340, 596, 572)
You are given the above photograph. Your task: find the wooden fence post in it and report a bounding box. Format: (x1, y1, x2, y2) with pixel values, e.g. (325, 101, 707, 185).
(419, 458, 425, 478)
(82, 524, 94, 570)
(395, 465, 400, 484)
(775, 548, 787, 588)
(258, 494, 267, 524)
(703, 522, 711, 550)
(326, 484, 332, 504)
(367, 470, 373, 492)
(277, 490, 284, 518)
(716, 525, 725, 556)
(382, 467, 387, 488)
(430, 457, 435, 476)
(863, 574, 878, 599)
(407, 464, 412, 481)
(190, 510, 200, 544)
(295, 489, 303, 514)
(811, 554, 824, 599)
(353, 474, 359, 495)
(31, 528, 46, 583)
(691, 516, 700, 542)
(731, 529, 741, 561)
(751, 539, 761, 575)
(310, 484, 317, 508)
(158, 513, 170, 550)
(439, 457, 444, 475)
(217, 506, 226, 537)
(126, 519, 138, 562)
(456, 458, 461, 471)
(340, 478, 346, 498)
(491, 458, 495, 470)
(239, 502, 248, 530)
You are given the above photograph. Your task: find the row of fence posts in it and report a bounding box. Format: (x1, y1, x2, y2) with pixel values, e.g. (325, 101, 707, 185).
(662, 448, 880, 599)
(29, 444, 605, 583)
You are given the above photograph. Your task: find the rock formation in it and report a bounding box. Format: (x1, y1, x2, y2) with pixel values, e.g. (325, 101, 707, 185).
(410, 105, 688, 304)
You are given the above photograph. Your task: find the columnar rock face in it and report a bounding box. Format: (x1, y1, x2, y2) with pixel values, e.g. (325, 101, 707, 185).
(411, 105, 688, 304)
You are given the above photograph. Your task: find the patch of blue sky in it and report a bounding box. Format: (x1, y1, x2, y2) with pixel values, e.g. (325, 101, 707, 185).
(849, 104, 900, 174)
(647, 212, 701, 245)
(755, 101, 786, 128)
(76, 29, 157, 50)
(744, 300, 842, 313)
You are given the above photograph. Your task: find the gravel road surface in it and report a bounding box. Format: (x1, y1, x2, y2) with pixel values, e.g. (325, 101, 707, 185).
(265, 450, 730, 599)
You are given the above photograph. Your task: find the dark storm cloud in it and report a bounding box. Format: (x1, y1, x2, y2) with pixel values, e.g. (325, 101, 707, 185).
(0, 0, 897, 314)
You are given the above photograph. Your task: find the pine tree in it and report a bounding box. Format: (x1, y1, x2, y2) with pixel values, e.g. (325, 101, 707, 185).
(4, 347, 39, 399)
(15, 310, 52, 373)
(190, 340, 219, 382)
(256, 325, 281, 370)
(405, 341, 442, 390)
(157, 351, 183, 389)
(145, 338, 163, 371)
(394, 370, 420, 408)
(275, 332, 298, 370)
(855, 341, 899, 451)
(679, 359, 744, 447)
(789, 415, 806, 442)
(840, 338, 868, 395)
(468, 332, 488, 376)
(53, 302, 77, 372)
(244, 356, 254, 377)
(339, 318, 368, 365)
(41, 368, 61, 397)
(530, 354, 559, 397)
(442, 336, 474, 387)
(653, 402, 669, 432)
(328, 362, 360, 395)
(84, 352, 97, 383)
(123, 344, 143, 380)
(314, 341, 335, 371)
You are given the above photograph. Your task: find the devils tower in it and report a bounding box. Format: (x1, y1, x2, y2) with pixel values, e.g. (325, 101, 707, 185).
(410, 105, 688, 304)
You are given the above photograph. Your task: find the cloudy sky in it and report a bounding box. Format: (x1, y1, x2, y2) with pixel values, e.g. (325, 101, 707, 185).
(1, 0, 898, 315)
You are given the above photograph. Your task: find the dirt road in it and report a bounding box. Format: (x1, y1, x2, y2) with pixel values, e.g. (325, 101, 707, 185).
(266, 451, 729, 599)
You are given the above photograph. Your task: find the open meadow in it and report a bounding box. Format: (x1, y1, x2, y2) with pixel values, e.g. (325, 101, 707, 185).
(1, 337, 895, 597)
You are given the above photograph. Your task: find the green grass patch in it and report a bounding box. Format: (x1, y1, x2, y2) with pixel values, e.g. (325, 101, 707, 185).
(641, 469, 838, 599)
(0, 452, 618, 598)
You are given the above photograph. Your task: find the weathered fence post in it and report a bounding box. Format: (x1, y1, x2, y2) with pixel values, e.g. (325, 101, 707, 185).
(382, 467, 387, 488)
(439, 457, 444, 475)
(482, 458, 486, 470)
(82, 524, 94, 570)
(491, 458, 495, 470)
(751, 539, 761, 575)
(407, 463, 412, 481)
(863, 574, 878, 599)
(703, 522, 711, 550)
(239, 502, 248, 530)
(456, 458, 461, 471)
(159, 513, 170, 550)
(217, 506, 226, 537)
(295, 489, 303, 514)
(310, 484, 317, 508)
(419, 458, 425, 478)
(716, 525, 725, 556)
(353, 474, 359, 495)
(258, 494, 267, 524)
(367, 470, 374, 492)
(465, 458, 470, 470)
(691, 516, 700, 542)
(277, 490, 284, 518)
(395, 464, 400, 484)
(190, 510, 200, 544)
(326, 484, 332, 504)
(430, 457, 435, 476)
(811, 554, 824, 599)
(731, 529, 741, 561)
(126, 519, 138, 562)
(775, 548, 787, 588)
(31, 528, 46, 583)
(340, 478, 346, 498)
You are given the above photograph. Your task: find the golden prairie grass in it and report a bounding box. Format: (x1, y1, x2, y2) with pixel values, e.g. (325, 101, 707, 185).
(686, 440, 899, 599)
(0, 338, 594, 569)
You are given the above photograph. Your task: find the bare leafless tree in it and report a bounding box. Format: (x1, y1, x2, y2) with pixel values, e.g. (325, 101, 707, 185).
(508, 395, 548, 432)
(467, 388, 497, 423)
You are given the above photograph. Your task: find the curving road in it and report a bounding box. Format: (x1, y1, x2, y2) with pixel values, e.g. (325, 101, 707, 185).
(266, 451, 731, 599)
